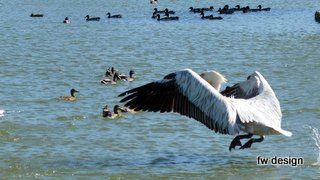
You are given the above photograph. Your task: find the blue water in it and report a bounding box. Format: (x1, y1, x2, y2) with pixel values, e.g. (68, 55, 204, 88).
(0, 0, 320, 178)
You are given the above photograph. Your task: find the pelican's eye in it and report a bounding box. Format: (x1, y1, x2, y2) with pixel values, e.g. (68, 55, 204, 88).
(247, 75, 251, 80)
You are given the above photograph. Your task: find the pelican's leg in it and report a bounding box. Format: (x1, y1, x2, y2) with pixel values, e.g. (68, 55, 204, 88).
(229, 134, 253, 151)
(240, 135, 265, 150)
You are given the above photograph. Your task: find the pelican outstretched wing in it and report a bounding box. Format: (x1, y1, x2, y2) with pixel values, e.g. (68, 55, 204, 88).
(119, 69, 241, 135)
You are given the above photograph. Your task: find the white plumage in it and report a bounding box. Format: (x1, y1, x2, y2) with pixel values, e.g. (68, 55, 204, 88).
(119, 69, 292, 151)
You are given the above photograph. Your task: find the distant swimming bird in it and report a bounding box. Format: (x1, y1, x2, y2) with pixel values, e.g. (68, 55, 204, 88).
(189, 7, 202, 13)
(315, 11, 320, 22)
(164, 8, 175, 14)
(102, 105, 123, 119)
(201, 6, 214, 11)
(150, 0, 158, 4)
(106, 12, 122, 18)
(63, 17, 70, 24)
(233, 5, 245, 11)
(250, 6, 260, 12)
(152, 12, 158, 18)
(60, 89, 79, 101)
(0, 110, 4, 117)
(105, 67, 117, 77)
(258, 5, 271, 11)
(242, 6, 251, 13)
(101, 72, 121, 85)
(200, 11, 223, 20)
(190, 6, 213, 13)
(217, 6, 235, 14)
(30, 13, 43, 17)
(119, 69, 292, 151)
(156, 14, 179, 21)
(119, 70, 136, 82)
(85, 15, 100, 21)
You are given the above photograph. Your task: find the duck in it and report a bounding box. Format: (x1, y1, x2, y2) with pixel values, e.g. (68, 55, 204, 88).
(152, 12, 158, 18)
(258, 5, 271, 11)
(164, 8, 175, 14)
(249, 6, 260, 12)
(217, 5, 235, 14)
(200, 11, 213, 19)
(156, 14, 179, 21)
(200, 12, 223, 20)
(201, 6, 214, 11)
(85, 15, 100, 21)
(119, 70, 136, 81)
(101, 72, 121, 85)
(63, 17, 70, 24)
(106, 12, 122, 18)
(105, 67, 117, 77)
(316, 11, 320, 22)
(0, 110, 4, 117)
(154, 8, 166, 13)
(189, 7, 202, 13)
(102, 105, 123, 119)
(30, 13, 44, 17)
(229, 5, 245, 11)
(242, 6, 251, 13)
(150, 0, 158, 4)
(60, 89, 79, 101)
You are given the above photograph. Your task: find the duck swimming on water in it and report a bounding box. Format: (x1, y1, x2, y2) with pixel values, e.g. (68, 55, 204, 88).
(101, 72, 121, 85)
(30, 13, 44, 17)
(85, 15, 100, 21)
(257, 5, 271, 11)
(63, 17, 70, 24)
(200, 11, 223, 20)
(60, 89, 79, 101)
(106, 12, 122, 18)
(119, 70, 136, 82)
(156, 14, 179, 21)
(102, 105, 124, 119)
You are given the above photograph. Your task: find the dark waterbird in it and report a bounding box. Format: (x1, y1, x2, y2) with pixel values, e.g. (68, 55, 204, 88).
(102, 105, 124, 118)
(60, 89, 79, 102)
(316, 11, 320, 22)
(30, 13, 43, 17)
(258, 5, 271, 11)
(200, 11, 222, 20)
(156, 14, 179, 21)
(190, 6, 213, 13)
(63, 17, 70, 24)
(106, 12, 122, 18)
(85, 15, 100, 21)
(217, 6, 234, 14)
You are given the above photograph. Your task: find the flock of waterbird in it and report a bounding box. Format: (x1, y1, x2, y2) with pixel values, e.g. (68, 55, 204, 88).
(59, 67, 136, 119)
(51, 3, 292, 151)
(30, 4, 271, 23)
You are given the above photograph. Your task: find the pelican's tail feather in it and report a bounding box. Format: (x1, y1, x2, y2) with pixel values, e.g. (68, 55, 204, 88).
(275, 128, 292, 137)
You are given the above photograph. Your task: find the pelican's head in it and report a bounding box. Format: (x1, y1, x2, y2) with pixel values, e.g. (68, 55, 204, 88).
(200, 71, 227, 91)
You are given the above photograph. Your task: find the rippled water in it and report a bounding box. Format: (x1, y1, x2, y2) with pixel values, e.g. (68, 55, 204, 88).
(1, 0, 320, 178)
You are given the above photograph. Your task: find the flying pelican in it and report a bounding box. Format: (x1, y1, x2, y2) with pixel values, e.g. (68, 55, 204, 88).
(119, 69, 292, 151)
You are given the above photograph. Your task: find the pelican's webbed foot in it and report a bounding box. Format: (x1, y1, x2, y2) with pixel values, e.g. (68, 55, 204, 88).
(229, 134, 253, 151)
(239, 136, 265, 150)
